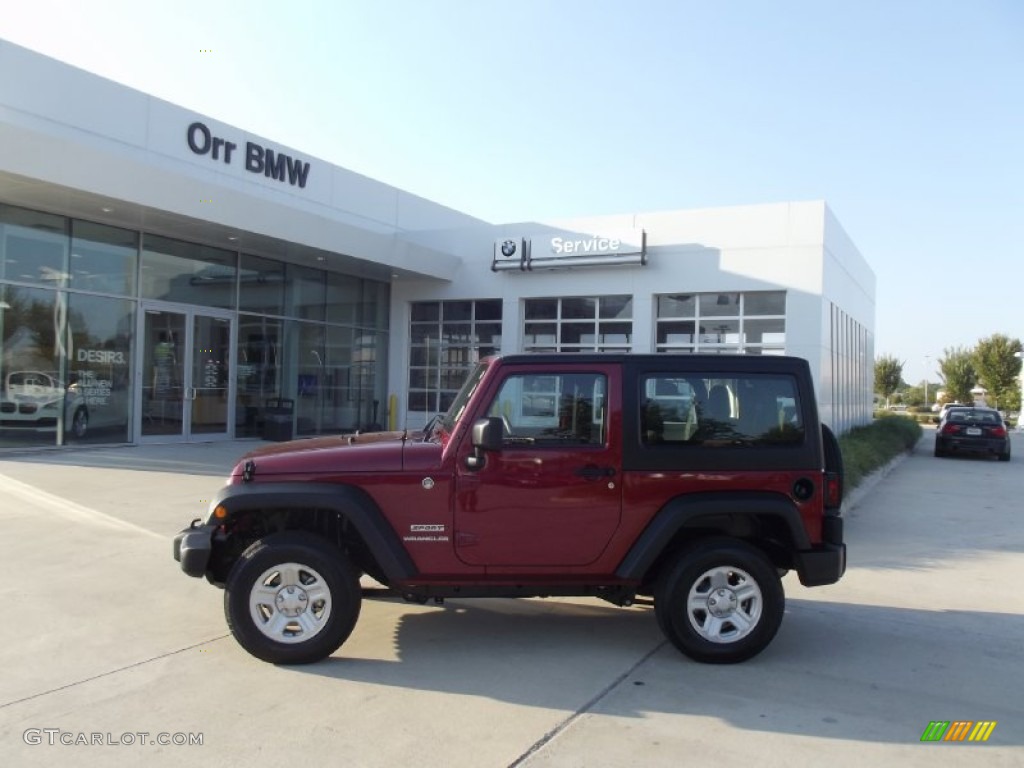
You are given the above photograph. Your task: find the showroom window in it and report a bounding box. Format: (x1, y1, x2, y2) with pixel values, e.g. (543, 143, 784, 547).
(70, 221, 138, 297)
(66, 293, 135, 443)
(655, 291, 786, 355)
(408, 299, 502, 416)
(1, 201, 395, 447)
(141, 234, 236, 309)
(327, 273, 389, 329)
(0, 205, 68, 288)
(236, 270, 390, 438)
(0, 284, 62, 448)
(522, 295, 632, 353)
(1, 207, 138, 448)
(285, 264, 326, 322)
(238, 254, 285, 316)
(0, 284, 134, 447)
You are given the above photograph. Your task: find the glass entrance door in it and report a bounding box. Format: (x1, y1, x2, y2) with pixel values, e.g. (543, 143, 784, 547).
(139, 305, 234, 441)
(190, 314, 232, 437)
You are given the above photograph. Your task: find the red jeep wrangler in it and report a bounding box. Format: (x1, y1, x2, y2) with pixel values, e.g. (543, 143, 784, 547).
(175, 354, 845, 664)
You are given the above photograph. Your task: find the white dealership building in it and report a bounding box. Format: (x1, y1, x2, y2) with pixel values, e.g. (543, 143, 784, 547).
(0, 40, 874, 449)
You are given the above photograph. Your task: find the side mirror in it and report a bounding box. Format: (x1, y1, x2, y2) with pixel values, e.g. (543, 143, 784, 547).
(466, 417, 503, 469)
(472, 417, 504, 451)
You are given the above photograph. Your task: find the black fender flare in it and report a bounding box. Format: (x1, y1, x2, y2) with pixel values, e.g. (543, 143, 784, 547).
(615, 491, 811, 580)
(207, 482, 418, 582)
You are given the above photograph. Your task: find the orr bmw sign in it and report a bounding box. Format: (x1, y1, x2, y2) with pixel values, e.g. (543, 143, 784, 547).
(493, 229, 646, 271)
(186, 121, 311, 189)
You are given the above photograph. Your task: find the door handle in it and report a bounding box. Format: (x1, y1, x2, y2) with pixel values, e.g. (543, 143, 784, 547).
(575, 465, 616, 480)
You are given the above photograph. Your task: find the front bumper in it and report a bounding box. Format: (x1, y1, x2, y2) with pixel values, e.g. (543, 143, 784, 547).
(173, 522, 218, 577)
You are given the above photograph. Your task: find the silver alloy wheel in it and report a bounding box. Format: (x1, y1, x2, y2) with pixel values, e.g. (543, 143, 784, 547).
(248, 562, 333, 644)
(686, 565, 763, 644)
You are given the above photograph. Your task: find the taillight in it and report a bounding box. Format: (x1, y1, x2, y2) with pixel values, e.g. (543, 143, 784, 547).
(991, 426, 1007, 438)
(824, 472, 842, 509)
(942, 424, 961, 435)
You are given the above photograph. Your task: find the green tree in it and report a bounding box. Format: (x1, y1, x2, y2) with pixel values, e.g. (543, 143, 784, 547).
(972, 334, 1022, 410)
(903, 384, 935, 407)
(874, 355, 903, 407)
(938, 347, 976, 404)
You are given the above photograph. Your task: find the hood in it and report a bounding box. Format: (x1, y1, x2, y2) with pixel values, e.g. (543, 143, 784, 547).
(233, 430, 416, 479)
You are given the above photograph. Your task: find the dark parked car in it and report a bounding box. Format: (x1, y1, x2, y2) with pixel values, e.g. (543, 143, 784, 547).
(934, 406, 1011, 461)
(932, 402, 970, 424)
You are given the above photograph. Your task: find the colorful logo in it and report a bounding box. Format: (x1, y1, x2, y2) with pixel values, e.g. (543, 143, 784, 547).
(920, 721, 997, 742)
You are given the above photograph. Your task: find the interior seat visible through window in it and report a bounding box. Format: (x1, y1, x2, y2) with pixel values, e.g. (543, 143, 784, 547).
(706, 384, 732, 421)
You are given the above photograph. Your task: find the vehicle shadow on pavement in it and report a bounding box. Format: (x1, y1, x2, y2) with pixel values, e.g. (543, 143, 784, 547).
(289, 596, 1023, 746)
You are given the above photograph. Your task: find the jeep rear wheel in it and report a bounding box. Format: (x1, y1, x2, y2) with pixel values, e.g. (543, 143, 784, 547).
(225, 532, 361, 664)
(655, 538, 784, 663)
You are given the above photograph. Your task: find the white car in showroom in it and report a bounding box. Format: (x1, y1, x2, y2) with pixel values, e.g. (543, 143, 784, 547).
(0, 370, 89, 438)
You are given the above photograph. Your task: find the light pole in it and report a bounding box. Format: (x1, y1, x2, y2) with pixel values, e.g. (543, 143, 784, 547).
(924, 355, 931, 406)
(1016, 351, 1023, 429)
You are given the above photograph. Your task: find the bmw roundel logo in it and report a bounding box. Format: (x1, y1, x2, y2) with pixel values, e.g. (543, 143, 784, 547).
(500, 240, 517, 258)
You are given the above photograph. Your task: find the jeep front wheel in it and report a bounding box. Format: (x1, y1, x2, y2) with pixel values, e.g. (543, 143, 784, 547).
(225, 532, 361, 664)
(654, 538, 784, 663)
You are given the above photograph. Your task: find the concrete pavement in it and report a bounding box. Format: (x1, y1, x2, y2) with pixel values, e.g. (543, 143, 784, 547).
(0, 433, 1021, 767)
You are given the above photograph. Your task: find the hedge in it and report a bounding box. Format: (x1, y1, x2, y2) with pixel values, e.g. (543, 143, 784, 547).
(840, 414, 922, 490)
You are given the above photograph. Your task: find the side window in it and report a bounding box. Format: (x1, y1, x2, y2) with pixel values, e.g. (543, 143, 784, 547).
(733, 377, 803, 443)
(640, 376, 699, 443)
(642, 374, 803, 446)
(488, 372, 606, 446)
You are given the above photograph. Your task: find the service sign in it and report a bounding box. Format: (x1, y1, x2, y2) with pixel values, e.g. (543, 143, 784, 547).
(492, 228, 645, 271)
(536, 228, 643, 259)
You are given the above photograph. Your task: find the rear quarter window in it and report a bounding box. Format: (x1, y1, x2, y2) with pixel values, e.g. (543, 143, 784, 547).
(640, 373, 804, 447)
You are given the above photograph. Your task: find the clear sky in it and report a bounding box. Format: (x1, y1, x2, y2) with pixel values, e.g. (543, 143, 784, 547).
(2, 0, 1021, 386)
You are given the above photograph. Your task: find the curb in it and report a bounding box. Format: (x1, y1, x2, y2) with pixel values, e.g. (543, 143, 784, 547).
(840, 438, 921, 516)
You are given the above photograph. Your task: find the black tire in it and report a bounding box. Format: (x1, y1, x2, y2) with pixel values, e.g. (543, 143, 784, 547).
(934, 442, 945, 458)
(998, 448, 1010, 462)
(654, 538, 784, 664)
(69, 407, 89, 440)
(821, 424, 844, 504)
(224, 531, 361, 664)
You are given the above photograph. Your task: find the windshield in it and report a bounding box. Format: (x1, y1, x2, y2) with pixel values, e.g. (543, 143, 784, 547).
(441, 361, 489, 432)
